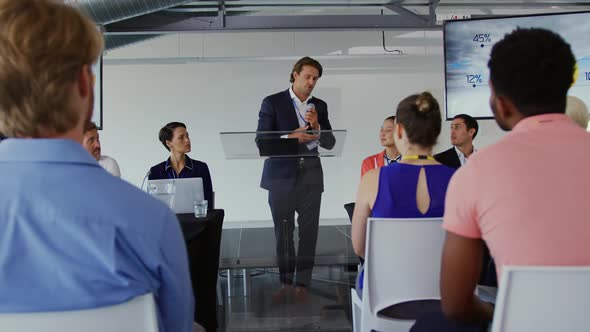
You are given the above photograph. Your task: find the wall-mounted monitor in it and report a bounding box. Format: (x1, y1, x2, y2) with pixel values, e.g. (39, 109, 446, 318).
(444, 11, 590, 119)
(91, 55, 102, 129)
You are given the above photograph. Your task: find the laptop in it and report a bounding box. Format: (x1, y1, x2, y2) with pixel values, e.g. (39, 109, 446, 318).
(147, 178, 204, 214)
(257, 137, 299, 157)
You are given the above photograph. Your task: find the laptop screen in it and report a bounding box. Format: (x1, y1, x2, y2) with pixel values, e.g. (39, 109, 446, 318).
(147, 178, 204, 214)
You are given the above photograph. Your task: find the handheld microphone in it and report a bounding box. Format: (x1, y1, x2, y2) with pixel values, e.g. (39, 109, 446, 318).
(306, 102, 315, 129)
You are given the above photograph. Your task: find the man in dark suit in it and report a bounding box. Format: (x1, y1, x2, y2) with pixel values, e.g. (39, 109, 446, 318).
(434, 114, 478, 169)
(435, 114, 496, 288)
(256, 57, 336, 302)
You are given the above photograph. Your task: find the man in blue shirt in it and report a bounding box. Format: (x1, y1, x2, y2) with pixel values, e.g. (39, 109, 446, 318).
(0, 1, 193, 332)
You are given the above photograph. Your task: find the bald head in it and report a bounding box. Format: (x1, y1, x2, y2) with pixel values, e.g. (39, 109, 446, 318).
(565, 96, 589, 129)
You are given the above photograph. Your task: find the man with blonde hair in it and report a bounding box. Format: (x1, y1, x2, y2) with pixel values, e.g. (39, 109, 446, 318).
(0, 1, 193, 332)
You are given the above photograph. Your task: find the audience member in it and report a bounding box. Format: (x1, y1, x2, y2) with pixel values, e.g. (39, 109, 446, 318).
(427, 28, 590, 331)
(352, 91, 455, 295)
(82, 121, 121, 176)
(435, 114, 478, 169)
(565, 95, 589, 129)
(360, 115, 400, 177)
(149, 121, 214, 209)
(435, 113, 496, 287)
(0, 1, 193, 332)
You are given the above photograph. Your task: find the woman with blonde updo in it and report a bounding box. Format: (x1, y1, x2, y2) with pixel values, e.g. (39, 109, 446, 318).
(352, 92, 456, 294)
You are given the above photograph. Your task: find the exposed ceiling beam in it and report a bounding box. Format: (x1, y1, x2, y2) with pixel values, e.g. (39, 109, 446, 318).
(172, 0, 590, 9)
(432, 1, 590, 8)
(384, 0, 438, 25)
(385, 4, 429, 24)
(103, 0, 590, 37)
(106, 13, 438, 34)
(226, 14, 438, 30)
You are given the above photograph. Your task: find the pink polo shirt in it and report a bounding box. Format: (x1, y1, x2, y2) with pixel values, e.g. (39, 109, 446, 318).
(443, 113, 590, 281)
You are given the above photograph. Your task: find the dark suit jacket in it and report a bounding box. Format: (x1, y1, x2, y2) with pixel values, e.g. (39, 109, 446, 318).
(257, 89, 336, 192)
(434, 147, 461, 169)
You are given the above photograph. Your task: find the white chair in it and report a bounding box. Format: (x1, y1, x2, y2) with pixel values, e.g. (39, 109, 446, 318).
(351, 217, 445, 332)
(0, 293, 158, 332)
(351, 286, 362, 332)
(491, 266, 590, 332)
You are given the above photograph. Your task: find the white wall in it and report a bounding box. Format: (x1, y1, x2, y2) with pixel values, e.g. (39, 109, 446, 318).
(101, 31, 506, 222)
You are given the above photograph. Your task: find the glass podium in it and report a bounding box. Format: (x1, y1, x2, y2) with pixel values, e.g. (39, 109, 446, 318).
(217, 129, 356, 331)
(218, 128, 353, 280)
(219, 130, 347, 159)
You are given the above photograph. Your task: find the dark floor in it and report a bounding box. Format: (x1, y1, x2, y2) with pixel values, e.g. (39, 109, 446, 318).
(216, 265, 357, 332)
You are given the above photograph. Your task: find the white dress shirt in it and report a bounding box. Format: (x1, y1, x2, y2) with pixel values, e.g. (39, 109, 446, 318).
(454, 146, 476, 166)
(99, 155, 121, 177)
(286, 87, 319, 149)
(289, 87, 312, 128)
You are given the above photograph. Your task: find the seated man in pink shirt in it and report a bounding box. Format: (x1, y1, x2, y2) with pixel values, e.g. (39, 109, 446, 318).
(433, 28, 590, 328)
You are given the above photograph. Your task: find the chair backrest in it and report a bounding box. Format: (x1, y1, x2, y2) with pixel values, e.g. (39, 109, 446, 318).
(492, 266, 590, 332)
(363, 217, 445, 315)
(344, 202, 355, 222)
(0, 293, 158, 332)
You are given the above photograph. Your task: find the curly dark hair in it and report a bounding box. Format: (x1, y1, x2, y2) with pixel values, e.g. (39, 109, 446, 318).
(488, 28, 575, 116)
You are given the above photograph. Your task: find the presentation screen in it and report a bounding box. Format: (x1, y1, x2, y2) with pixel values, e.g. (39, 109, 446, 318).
(91, 56, 102, 128)
(444, 11, 590, 119)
